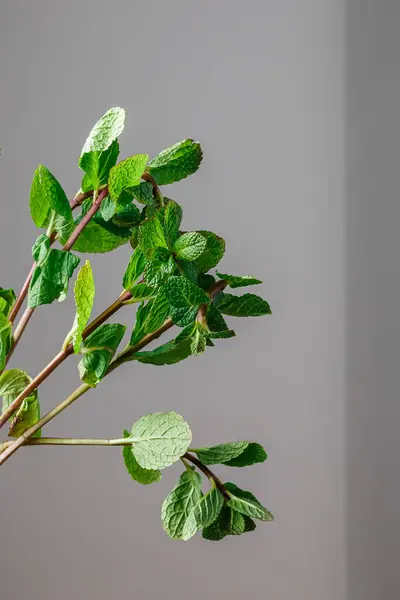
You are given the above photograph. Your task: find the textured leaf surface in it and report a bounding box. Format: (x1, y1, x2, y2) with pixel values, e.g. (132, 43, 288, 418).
(193, 231, 225, 272)
(130, 182, 154, 204)
(216, 272, 262, 289)
(81, 107, 125, 154)
(80, 139, 120, 190)
(194, 442, 250, 465)
(173, 232, 207, 261)
(28, 249, 80, 308)
(8, 390, 41, 438)
(130, 412, 192, 469)
(162, 468, 203, 539)
(217, 293, 271, 317)
(182, 487, 224, 541)
(143, 289, 170, 333)
(109, 154, 148, 200)
(122, 249, 146, 290)
(70, 261, 95, 353)
(165, 276, 209, 309)
(139, 215, 168, 257)
(0, 368, 41, 438)
(32, 234, 51, 266)
(224, 443, 267, 467)
(78, 323, 126, 387)
(122, 430, 161, 485)
(164, 200, 183, 247)
(147, 140, 203, 185)
(202, 505, 255, 541)
(0, 315, 12, 371)
(128, 283, 157, 303)
(226, 482, 274, 522)
(0, 288, 16, 318)
(129, 301, 152, 346)
(29, 165, 72, 228)
(70, 221, 129, 253)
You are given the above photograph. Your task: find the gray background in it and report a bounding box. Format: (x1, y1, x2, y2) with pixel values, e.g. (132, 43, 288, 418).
(2, 0, 395, 598)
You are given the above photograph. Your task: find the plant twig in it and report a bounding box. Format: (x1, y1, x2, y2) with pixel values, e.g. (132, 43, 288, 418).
(183, 452, 230, 499)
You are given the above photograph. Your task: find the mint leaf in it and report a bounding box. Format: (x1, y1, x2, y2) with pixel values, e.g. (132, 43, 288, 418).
(190, 322, 207, 356)
(182, 487, 224, 541)
(173, 232, 207, 261)
(122, 429, 161, 485)
(0, 369, 30, 401)
(164, 200, 183, 247)
(202, 506, 255, 541)
(130, 411, 192, 470)
(68, 261, 95, 353)
(29, 164, 72, 228)
(143, 249, 176, 286)
(99, 194, 117, 221)
(147, 140, 203, 185)
(108, 154, 149, 201)
(69, 221, 129, 253)
(206, 303, 229, 331)
(81, 107, 125, 154)
(225, 482, 274, 522)
(132, 333, 192, 366)
(80, 139, 120, 191)
(128, 283, 157, 302)
(32, 234, 51, 266)
(123, 249, 147, 291)
(0, 315, 12, 371)
(0, 288, 16, 318)
(78, 323, 126, 387)
(162, 467, 203, 539)
(224, 443, 267, 467)
(165, 276, 209, 327)
(207, 329, 235, 340)
(8, 388, 41, 438)
(129, 301, 152, 346)
(193, 231, 225, 272)
(216, 293, 271, 317)
(216, 272, 262, 289)
(143, 288, 170, 333)
(139, 215, 168, 258)
(194, 442, 249, 465)
(28, 249, 80, 308)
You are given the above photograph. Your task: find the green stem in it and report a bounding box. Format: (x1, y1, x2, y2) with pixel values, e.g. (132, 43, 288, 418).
(183, 452, 230, 499)
(0, 436, 133, 451)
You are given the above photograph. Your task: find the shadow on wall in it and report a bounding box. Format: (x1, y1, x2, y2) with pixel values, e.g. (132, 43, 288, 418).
(347, 1, 400, 598)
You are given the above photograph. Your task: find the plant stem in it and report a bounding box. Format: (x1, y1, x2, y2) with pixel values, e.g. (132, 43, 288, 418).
(142, 171, 164, 206)
(0, 437, 132, 451)
(183, 452, 230, 499)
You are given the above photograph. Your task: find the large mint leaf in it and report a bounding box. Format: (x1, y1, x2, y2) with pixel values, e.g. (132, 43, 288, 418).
(122, 430, 161, 485)
(28, 249, 80, 308)
(29, 165, 72, 228)
(216, 272, 262, 289)
(69, 221, 129, 254)
(216, 293, 271, 317)
(0, 288, 16, 318)
(78, 323, 126, 387)
(67, 261, 95, 353)
(122, 249, 146, 290)
(226, 482, 274, 522)
(108, 154, 149, 201)
(81, 107, 125, 154)
(147, 140, 203, 185)
(182, 487, 224, 541)
(193, 231, 225, 272)
(173, 232, 207, 261)
(130, 412, 192, 470)
(165, 276, 209, 327)
(164, 200, 183, 248)
(161, 467, 203, 539)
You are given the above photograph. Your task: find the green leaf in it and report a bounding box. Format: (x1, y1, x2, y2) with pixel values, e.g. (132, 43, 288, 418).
(202, 505, 255, 541)
(193, 231, 225, 272)
(207, 329, 235, 340)
(216, 293, 271, 317)
(224, 443, 267, 467)
(108, 154, 149, 201)
(122, 430, 161, 485)
(182, 487, 224, 541)
(143, 249, 175, 286)
(68, 261, 95, 353)
(0, 369, 41, 438)
(0, 288, 16, 318)
(78, 323, 126, 387)
(81, 107, 125, 154)
(32, 234, 51, 266)
(69, 220, 129, 253)
(216, 272, 262, 289)
(79, 139, 120, 191)
(147, 140, 203, 185)
(29, 164, 72, 228)
(128, 283, 157, 303)
(132, 332, 192, 366)
(99, 194, 117, 221)
(190, 322, 207, 356)
(143, 288, 170, 333)
(130, 411, 192, 470)
(165, 276, 209, 310)
(173, 232, 207, 261)
(194, 442, 249, 465)
(0, 315, 12, 371)
(28, 249, 80, 308)
(130, 182, 154, 204)
(225, 482, 274, 522)
(139, 214, 168, 258)
(129, 301, 152, 346)
(164, 200, 183, 248)
(162, 468, 203, 539)
(206, 303, 228, 332)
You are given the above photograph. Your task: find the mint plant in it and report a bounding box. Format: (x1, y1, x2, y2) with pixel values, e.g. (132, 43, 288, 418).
(0, 108, 273, 541)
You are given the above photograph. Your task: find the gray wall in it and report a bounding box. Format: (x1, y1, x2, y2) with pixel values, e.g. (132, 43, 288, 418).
(0, 2, 346, 599)
(347, 1, 400, 598)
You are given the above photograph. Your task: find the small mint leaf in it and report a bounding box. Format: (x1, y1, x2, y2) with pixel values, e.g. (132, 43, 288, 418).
(216, 293, 271, 317)
(78, 323, 126, 387)
(216, 272, 262, 289)
(147, 140, 203, 185)
(81, 107, 125, 154)
(30, 165, 72, 229)
(173, 232, 207, 261)
(68, 261, 95, 353)
(108, 154, 149, 201)
(182, 487, 224, 541)
(193, 231, 225, 272)
(162, 468, 203, 539)
(28, 249, 80, 308)
(32, 234, 51, 266)
(225, 482, 274, 522)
